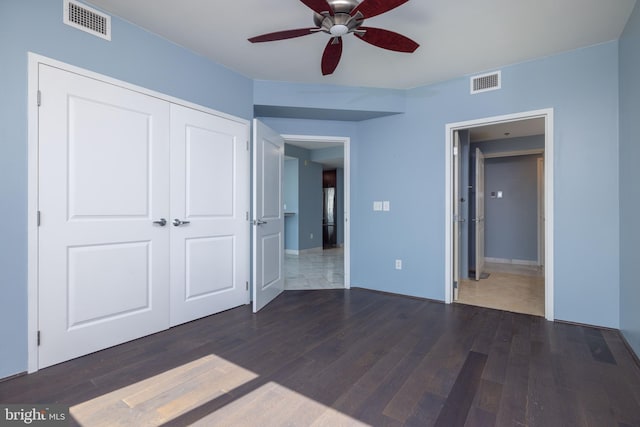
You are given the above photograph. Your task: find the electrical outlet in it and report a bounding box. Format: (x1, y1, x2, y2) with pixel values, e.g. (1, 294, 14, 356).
(395, 259, 402, 270)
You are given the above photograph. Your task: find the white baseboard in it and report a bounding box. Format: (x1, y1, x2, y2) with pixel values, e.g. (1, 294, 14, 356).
(285, 247, 323, 256)
(485, 257, 539, 266)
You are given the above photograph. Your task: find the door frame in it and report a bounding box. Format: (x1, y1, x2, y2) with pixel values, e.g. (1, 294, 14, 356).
(444, 108, 554, 320)
(27, 53, 250, 373)
(281, 134, 351, 289)
(537, 157, 545, 267)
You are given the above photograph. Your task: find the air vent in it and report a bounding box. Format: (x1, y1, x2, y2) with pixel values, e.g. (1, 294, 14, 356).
(63, 0, 111, 41)
(470, 71, 501, 94)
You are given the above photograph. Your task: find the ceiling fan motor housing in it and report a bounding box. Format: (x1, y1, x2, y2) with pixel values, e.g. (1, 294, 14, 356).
(313, 0, 364, 36)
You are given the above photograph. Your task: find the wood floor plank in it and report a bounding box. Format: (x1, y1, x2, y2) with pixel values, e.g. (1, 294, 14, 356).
(1, 289, 639, 427)
(584, 327, 617, 365)
(433, 351, 488, 427)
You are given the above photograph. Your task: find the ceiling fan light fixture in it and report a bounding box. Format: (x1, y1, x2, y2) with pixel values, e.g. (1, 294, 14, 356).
(330, 24, 349, 36)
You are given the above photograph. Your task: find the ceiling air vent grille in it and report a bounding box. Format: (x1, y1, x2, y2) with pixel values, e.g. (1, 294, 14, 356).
(64, 0, 111, 41)
(471, 71, 501, 94)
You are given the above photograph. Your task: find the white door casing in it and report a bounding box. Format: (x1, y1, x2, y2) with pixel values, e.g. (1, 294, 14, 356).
(169, 104, 250, 326)
(452, 131, 460, 300)
(37, 64, 171, 368)
(537, 157, 545, 268)
(474, 147, 485, 281)
(252, 120, 285, 313)
(444, 109, 554, 321)
(281, 134, 351, 289)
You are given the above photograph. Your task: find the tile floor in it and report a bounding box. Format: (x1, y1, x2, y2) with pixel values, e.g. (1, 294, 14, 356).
(456, 262, 545, 317)
(285, 247, 345, 290)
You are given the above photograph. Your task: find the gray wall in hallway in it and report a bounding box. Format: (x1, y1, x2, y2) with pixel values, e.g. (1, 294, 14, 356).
(483, 154, 540, 262)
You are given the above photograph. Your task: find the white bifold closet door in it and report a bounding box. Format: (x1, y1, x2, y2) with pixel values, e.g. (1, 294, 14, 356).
(37, 64, 249, 369)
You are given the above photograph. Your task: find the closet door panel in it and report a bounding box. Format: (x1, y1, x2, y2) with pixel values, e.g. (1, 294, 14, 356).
(169, 105, 250, 326)
(38, 64, 171, 369)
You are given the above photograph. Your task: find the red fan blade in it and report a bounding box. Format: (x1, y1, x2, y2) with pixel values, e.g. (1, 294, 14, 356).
(248, 28, 319, 43)
(356, 27, 419, 52)
(321, 37, 343, 75)
(351, 0, 409, 18)
(300, 0, 334, 15)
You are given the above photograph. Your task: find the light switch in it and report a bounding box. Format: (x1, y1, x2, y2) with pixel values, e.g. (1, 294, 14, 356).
(373, 201, 383, 211)
(383, 201, 390, 211)
(497, 191, 503, 199)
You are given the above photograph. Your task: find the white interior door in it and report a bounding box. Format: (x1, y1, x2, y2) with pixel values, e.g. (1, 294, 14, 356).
(169, 105, 250, 326)
(453, 131, 460, 300)
(252, 120, 285, 313)
(475, 147, 486, 281)
(38, 64, 170, 368)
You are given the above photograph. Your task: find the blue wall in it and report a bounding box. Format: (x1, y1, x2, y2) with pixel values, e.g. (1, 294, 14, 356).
(619, 1, 640, 356)
(283, 144, 323, 251)
(352, 42, 620, 327)
(258, 45, 620, 328)
(254, 80, 406, 120)
(0, 0, 253, 379)
(483, 155, 540, 262)
(298, 161, 323, 250)
(284, 159, 299, 250)
(468, 135, 545, 266)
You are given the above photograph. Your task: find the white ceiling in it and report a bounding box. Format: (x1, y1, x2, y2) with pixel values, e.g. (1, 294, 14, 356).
(85, 0, 636, 90)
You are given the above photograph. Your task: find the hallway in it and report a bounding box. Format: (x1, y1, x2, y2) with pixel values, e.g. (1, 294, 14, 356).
(285, 248, 344, 290)
(457, 262, 544, 316)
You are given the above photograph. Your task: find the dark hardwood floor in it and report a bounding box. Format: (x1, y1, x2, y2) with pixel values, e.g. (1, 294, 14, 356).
(1, 288, 640, 426)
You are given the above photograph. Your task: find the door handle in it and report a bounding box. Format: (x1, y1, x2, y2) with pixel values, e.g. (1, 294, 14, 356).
(153, 218, 167, 226)
(253, 219, 268, 226)
(172, 218, 191, 227)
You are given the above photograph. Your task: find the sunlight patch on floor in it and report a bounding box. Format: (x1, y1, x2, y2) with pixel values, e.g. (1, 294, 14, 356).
(70, 355, 368, 426)
(191, 381, 370, 426)
(70, 354, 258, 426)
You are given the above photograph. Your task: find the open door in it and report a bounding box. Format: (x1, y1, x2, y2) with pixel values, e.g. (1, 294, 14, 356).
(452, 131, 460, 300)
(252, 120, 285, 312)
(474, 147, 485, 281)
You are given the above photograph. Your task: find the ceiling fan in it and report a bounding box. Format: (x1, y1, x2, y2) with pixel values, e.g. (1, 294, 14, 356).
(248, 0, 419, 75)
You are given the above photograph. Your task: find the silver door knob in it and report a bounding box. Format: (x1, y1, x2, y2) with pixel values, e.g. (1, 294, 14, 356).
(172, 218, 191, 227)
(253, 219, 268, 226)
(153, 218, 167, 226)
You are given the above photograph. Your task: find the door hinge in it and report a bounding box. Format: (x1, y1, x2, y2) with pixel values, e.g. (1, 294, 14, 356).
(37, 90, 41, 107)
(37, 211, 41, 227)
(37, 330, 41, 346)
(246, 140, 249, 151)
(246, 281, 249, 291)
(246, 211, 249, 221)
(453, 146, 458, 156)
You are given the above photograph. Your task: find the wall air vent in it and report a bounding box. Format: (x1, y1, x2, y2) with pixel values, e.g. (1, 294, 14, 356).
(64, 0, 111, 41)
(470, 71, 501, 94)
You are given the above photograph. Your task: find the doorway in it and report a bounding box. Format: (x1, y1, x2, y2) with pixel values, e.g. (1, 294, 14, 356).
(282, 134, 350, 291)
(445, 109, 554, 320)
